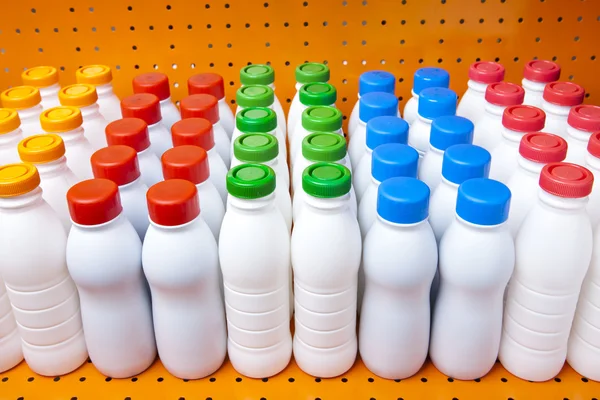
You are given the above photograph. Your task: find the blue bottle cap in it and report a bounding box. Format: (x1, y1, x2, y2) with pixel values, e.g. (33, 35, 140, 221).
(456, 178, 511, 225)
(377, 177, 430, 224)
(430, 116, 474, 151)
(413, 67, 450, 95)
(366, 116, 409, 150)
(359, 92, 398, 124)
(441, 144, 491, 184)
(359, 71, 396, 96)
(371, 143, 419, 182)
(417, 87, 457, 120)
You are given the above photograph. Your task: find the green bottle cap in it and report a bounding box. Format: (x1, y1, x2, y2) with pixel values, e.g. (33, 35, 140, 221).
(234, 133, 279, 163)
(302, 133, 347, 162)
(240, 64, 275, 86)
(302, 162, 352, 198)
(299, 83, 337, 106)
(236, 85, 275, 108)
(302, 106, 343, 132)
(227, 163, 276, 199)
(295, 63, 330, 84)
(236, 107, 277, 133)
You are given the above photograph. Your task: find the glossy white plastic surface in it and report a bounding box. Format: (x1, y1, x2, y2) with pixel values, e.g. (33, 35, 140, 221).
(565, 125, 592, 165)
(159, 98, 181, 131)
(95, 83, 122, 122)
(194, 180, 225, 241)
(212, 121, 231, 168)
(80, 104, 109, 150)
(287, 82, 304, 136)
(118, 178, 150, 241)
(39, 84, 61, 110)
(0, 277, 23, 373)
(408, 116, 434, 160)
(489, 127, 527, 184)
(52, 127, 95, 180)
(428, 178, 460, 243)
(147, 122, 173, 158)
(522, 79, 547, 108)
(419, 146, 446, 191)
(505, 156, 545, 237)
(35, 157, 79, 232)
(218, 98, 235, 138)
(0, 128, 23, 164)
(456, 81, 489, 125)
(16, 105, 43, 138)
(207, 148, 229, 204)
(585, 153, 600, 227)
(293, 183, 357, 222)
(472, 103, 506, 152)
(137, 147, 163, 187)
(541, 100, 572, 139)
(403, 92, 419, 125)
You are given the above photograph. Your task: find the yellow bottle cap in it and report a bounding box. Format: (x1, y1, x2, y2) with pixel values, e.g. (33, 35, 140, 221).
(59, 84, 98, 107)
(40, 106, 83, 132)
(21, 66, 59, 88)
(76, 65, 113, 86)
(0, 163, 40, 197)
(18, 134, 65, 164)
(1, 86, 42, 110)
(0, 108, 21, 134)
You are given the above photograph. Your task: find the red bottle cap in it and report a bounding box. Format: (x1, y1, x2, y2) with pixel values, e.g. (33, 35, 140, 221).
(519, 133, 567, 163)
(587, 132, 600, 158)
(105, 118, 151, 152)
(161, 145, 210, 185)
(120, 93, 162, 125)
(539, 162, 593, 198)
(502, 105, 546, 132)
(67, 179, 123, 225)
(543, 82, 585, 107)
(171, 118, 215, 150)
(180, 94, 220, 124)
(91, 145, 141, 186)
(132, 73, 171, 101)
(468, 61, 505, 84)
(523, 60, 561, 83)
(567, 105, 600, 133)
(147, 179, 200, 226)
(485, 82, 525, 106)
(187, 73, 225, 100)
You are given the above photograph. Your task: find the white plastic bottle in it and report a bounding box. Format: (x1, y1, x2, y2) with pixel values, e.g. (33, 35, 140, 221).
(161, 145, 225, 240)
(91, 146, 150, 241)
(18, 134, 79, 232)
(66, 178, 156, 378)
(500, 162, 594, 382)
(489, 105, 546, 184)
(565, 105, 600, 165)
(456, 61, 505, 124)
(359, 177, 436, 379)
(431, 178, 514, 380)
(349, 71, 396, 136)
(506, 133, 568, 236)
(171, 118, 228, 203)
(289, 83, 338, 142)
(40, 106, 95, 180)
(541, 81, 585, 138)
(76, 65, 122, 122)
(0, 108, 23, 164)
(418, 116, 474, 191)
(105, 118, 163, 187)
(288, 63, 330, 134)
(291, 106, 343, 166)
(59, 83, 109, 150)
(234, 107, 288, 165)
(219, 164, 292, 378)
(133, 72, 181, 130)
(0, 164, 87, 376)
(0, 86, 43, 138)
(522, 60, 561, 108)
(0, 275, 23, 373)
(235, 85, 286, 142)
(143, 179, 227, 379)
(403, 68, 450, 125)
(585, 132, 600, 227)
(429, 144, 491, 242)
(21, 66, 61, 110)
(472, 82, 525, 151)
(188, 73, 235, 138)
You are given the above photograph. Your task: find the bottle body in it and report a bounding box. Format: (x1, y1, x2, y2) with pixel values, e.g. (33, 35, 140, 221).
(159, 98, 181, 131)
(289, 103, 309, 141)
(358, 180, 379, 239)
(218, 98, 235, 138)
(0, 276, 23, 373)
(148, 122, 173, 158)
(428, 180, 459, 243)
(58, 128, 95, 180)
(564, 126, 591, 165)
(456, 83, 487, 124)
(95, 84, 122, 122)
(39, 84, 61, 110)
(505, 160, 542, 236)
(489, 137, 520, 184)
(36, 158, 79, 232)
(271, 89, 287, 137)
(293, 183, 357, 222)
(137, 147, 164, 187)
(208, 149, 229, 203)
(418, 147, 444, 190)
(542, 102, 570, 139)
(353, 150, 373, 202)
(212, 121, 231, 168)
(407, 116, 433, 160)
(585, 156, 600, 227)
(0, 129, 23, 164)
(348, 97, 361, 138)
(119, 179, 150, 241)
(286, 82, 304, 135)
(197, 181, 225, 240)
(472, 108, 504, 152)
(81, 105, 109, 150)
(348, 120, 368, 168)
(17, 106, 44, 138)
(403, 93, 419, 125)
(522, 79, 546, 108)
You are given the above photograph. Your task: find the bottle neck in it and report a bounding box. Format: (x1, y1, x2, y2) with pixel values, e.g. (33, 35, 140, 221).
(516, 155, 545, 175)
(148, 120, 165, 130)
(0, 187, 44, 210)
(149, 214, 201, 231)
(228, 192, 277, 212)
(566, 125, 592, 143)
(56, 127, 86, 143)
(538, 189, 588, 211)
(585, 154, 600, 174)
(521, 78, 546, 93)
(416, 114, 433, 124)
(72, 213, 126, 231)
(95, 83, 115, 98)
(17, 105, 43, 121)
(35, 157, 70, 177)
(159, 97, 173, 106)
(466, 80, 489, 93)
(410, 89, 418, 99)
(484, 102, 507, 117)
(501, 127, 526, 144)
(439, 176, 460, 189)
(304, 192, 351, 212)
(377, 215, 428, 229)
(542, 99, 571, 117)
(80, 104, 102, 118)
(118, 176, 145, 191)
(454, 214, 506, 231)
(39, 83, 60, 97)
(0, 128, 23, 145)
(428, 144, 445, 154)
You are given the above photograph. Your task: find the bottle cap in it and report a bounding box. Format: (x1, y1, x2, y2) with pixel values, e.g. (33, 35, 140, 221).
(91, 145, 141, 186)
(377, 177, 430, 224)
(22, 66, 58, 88)
(567, 105, 600, 133)
(543, 82, 585, 107)
(40, 106, 83, 132)
(18, 134, 65, 164)
(519, 133, 567, 163)
(441, 144, 491, 184)
(180, 94, 219, 124)
(587, 132, 600, 159)
(299, 83, 337, 106)
(359, 92, 398, 123)
(58, 84, 98, 108)
(417, 88, 457, 119)
(502, 105, 546, 132)
(358, 71, 396, 96)
(539, 163, 593, 198)
(234, 133, 279, 163)
(371, 143, 419, 182)
(456, 178, 511, 225)
(366, 116, 409, 150)
(430, 116, 474, 151)
(523, 60, 561, 83)
(171, 118, 215, 150)
(302, 162, 351, 198)
(147, 179, 200, 226)
(412, 68, 450, 95)
(240, 64, 275, 86)
(295, 63, 330, 84)
(0, 108, 21, 134)
(236, 85, 274, 108)
(227, 164, 276, 199)
(1, 86, 41, 110)
(0, 163, 40, 197)
(468, 61, 505, 84)
(485, 82, 525, 106)
(187, 73, 225, 100)
(75, 65, 113, 86)
(67, 179, 123, 225)
(105, 118, 150, 152)
(236, 107, 277, 133)
(302, 106, 343, 132)
(161, 145, 210, 185)
(120, 93, 162, 125)
(302, 133, 346, 162)
(133, 72, 171, 101)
